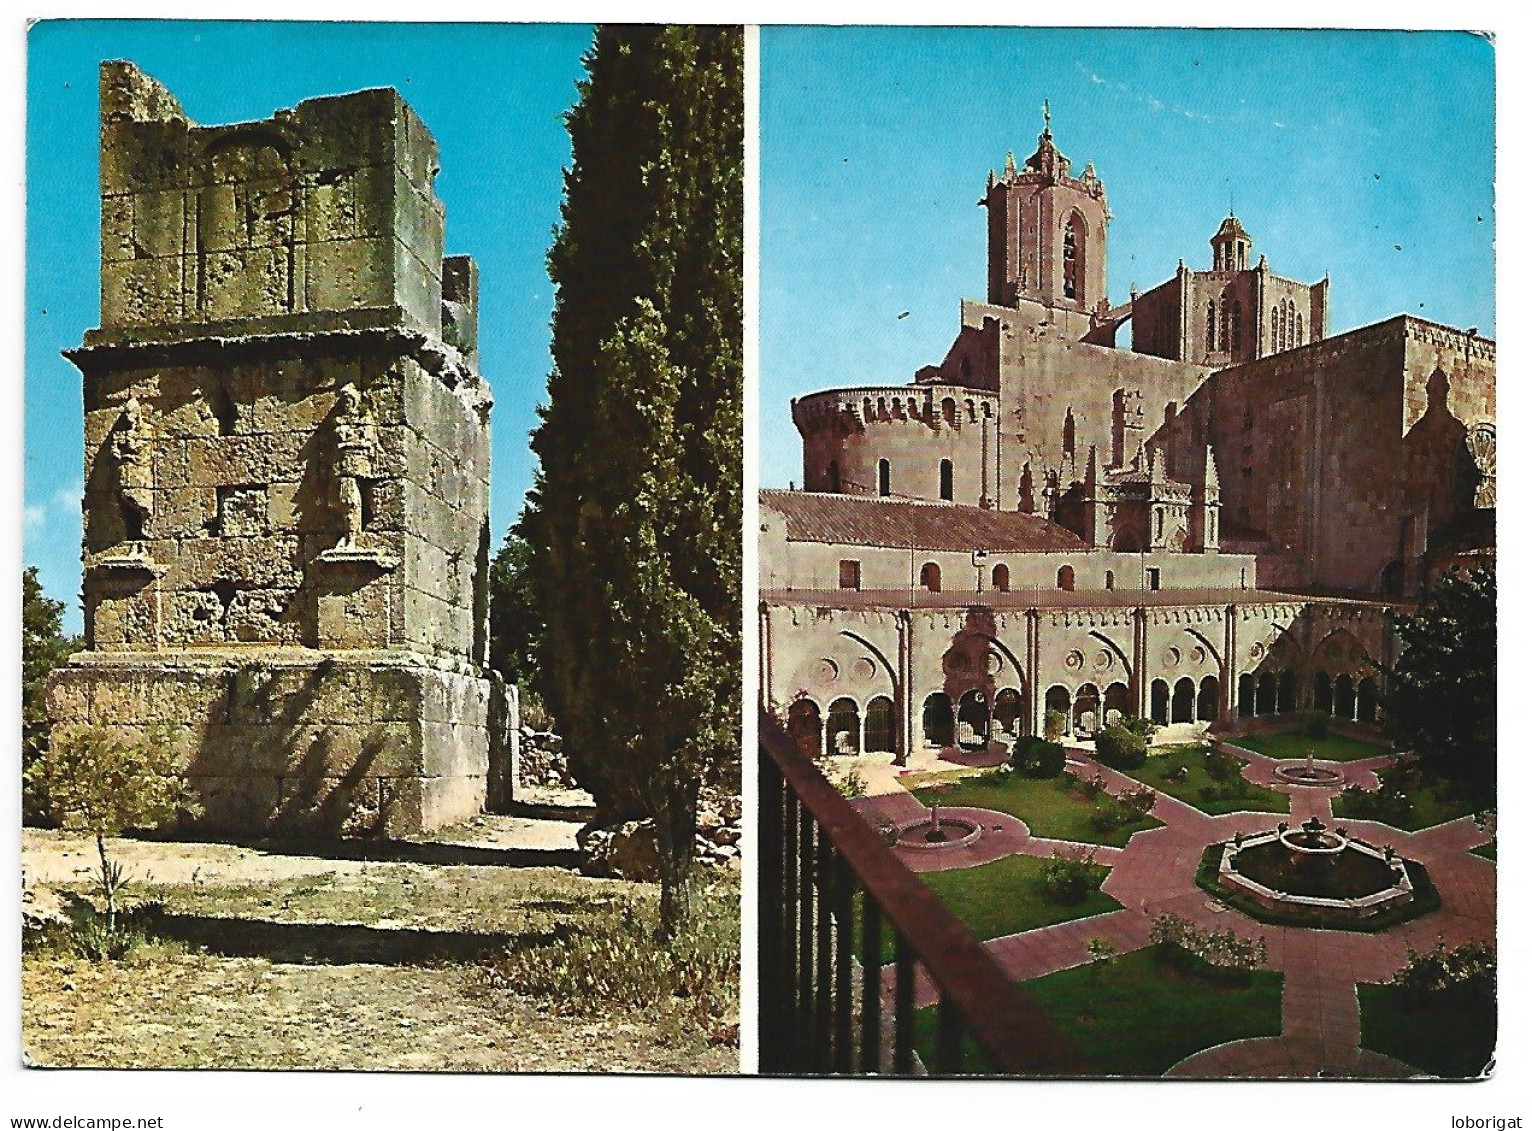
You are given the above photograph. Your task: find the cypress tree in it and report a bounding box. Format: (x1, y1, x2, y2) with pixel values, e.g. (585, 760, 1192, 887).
(520, 25, 742, 933)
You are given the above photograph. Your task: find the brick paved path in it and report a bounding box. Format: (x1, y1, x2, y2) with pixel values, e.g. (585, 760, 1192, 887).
(870, 744, 1495, 1079)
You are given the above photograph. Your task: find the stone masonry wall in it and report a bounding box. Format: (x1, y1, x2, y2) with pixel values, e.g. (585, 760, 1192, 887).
(50, 62, 507, 837)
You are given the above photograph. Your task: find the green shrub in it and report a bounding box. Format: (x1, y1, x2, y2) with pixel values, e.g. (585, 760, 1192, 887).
(1392, 938, 1495, 1006)
(25, 724, 201, 954)
(1041, 849, 1099, 905)
(1339, 760, 1416, 825)
(1302, 710, 1330, 739)
(482, 878, 740, 1037)
(1119, 715, 1158, 741)
(1149, 912, 1267, 985)
(1094, 723, 1147, 770)
(1044, 708, 1069, 742)
(1203, 746, 1245, 782)
(1012, 735, 1067, 778)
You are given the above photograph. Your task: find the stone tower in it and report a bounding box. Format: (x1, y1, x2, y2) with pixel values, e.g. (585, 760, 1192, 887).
(47, 62, 511, 836)
(982, 112, 1110, 313)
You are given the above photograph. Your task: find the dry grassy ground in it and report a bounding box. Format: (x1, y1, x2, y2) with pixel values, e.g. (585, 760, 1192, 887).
(22, 827, 738, 1073)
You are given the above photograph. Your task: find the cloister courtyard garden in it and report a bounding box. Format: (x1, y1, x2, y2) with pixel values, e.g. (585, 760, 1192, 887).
(834, 711, 1494, 1078)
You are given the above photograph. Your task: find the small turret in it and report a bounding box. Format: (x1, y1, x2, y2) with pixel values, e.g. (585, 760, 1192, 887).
(1211, 211, 1253, 272)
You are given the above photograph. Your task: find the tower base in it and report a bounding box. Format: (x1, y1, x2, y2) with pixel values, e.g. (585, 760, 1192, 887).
(46, 650, 512, 837)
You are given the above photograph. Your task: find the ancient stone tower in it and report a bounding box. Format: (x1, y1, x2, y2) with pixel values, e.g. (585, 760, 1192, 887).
(47, 61, 510, 836)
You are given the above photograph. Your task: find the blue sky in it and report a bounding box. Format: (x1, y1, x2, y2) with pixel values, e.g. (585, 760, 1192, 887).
(760, 27, 1496, 486)
(25, 20, 593, 632)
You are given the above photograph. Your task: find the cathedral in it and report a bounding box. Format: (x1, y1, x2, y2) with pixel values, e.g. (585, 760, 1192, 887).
(760, 117, 1495, 761)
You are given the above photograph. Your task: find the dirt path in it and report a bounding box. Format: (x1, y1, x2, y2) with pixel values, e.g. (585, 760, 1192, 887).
(22, 821, 738, 1073)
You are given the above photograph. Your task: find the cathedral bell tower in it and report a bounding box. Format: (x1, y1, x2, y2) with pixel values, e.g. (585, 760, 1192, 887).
(982, 104, 1110, 313)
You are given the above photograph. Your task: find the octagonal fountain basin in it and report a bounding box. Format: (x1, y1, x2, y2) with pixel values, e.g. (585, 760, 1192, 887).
(1217, 817, 1414, 922)
(892, 801, 983, 851)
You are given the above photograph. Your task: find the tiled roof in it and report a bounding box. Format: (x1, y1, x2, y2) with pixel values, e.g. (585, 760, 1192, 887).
(761, 490, 1089, 553)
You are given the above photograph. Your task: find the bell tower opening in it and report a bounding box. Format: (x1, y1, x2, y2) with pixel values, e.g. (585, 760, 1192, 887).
(982, 106, 1110, 312)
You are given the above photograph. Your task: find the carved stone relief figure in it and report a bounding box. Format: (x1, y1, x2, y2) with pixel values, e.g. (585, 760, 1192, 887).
(332, 383, 378, 549)
(112, 395, 154, 547)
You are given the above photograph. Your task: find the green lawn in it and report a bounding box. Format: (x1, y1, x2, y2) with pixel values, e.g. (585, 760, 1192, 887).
(1230, 730, 1395, 763)
(1122, 745, 1288, 816)
(1472, 840, 1497, 861)
(860, 853, 1118, 966)
(1359, 981, 1496, 1078)
(907, 769, 1160, 847)
(1332, 770, 1483, 832)
(913, 947, 1283, 1076)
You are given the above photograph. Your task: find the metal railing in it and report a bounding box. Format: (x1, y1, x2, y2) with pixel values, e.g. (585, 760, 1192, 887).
(758, 710, 1081, 1076)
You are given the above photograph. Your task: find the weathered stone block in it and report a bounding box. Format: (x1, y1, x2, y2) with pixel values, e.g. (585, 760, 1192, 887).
(200, 246, 293, 320)
(133, 189, 190, 258)
(102, 257, 184, 326)
(101, 195, 135, 263)
(305, 235, 394, 313)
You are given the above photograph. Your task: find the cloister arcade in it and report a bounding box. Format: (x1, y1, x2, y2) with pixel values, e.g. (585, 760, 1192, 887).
(770, 607, 1391, 761)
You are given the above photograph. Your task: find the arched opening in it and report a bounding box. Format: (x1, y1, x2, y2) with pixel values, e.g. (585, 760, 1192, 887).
(787, 699, 822, 760)
(1056, 565, 1075, 591)
(864, 696, 896, 754)
(1045, 685, 1072, 736)
(828, 460, 841, 493)
(992, 563, 1010, 592)
(1277, 669, 1296, 714)
(1073, 683, 1101, 735)
(878, 459, 891, 497)
(827, 697, 861, 756)
(994, 687, 1024, 737)
(1197, 676, 1220, 722)
(1104, 569, 1114, 591)
(1104, 681, 1131, 726)
(1357, 677, 1379, 724)
(1063, 212, 1086, 303)
(939, 459, 954, 501)
(1256, 671, 1276, 716)
(211, 384, 238, 436)
(1380, 559, 1405, 597)
(1237, 673, 1255, 718)
(1171, 677, 1196, 724)
(956, 690, 991, 749)
(1150, 679, 1170, 726)
(1313, 671, 1333, 716)
(920, 562, 942, 592)
(941, 398, 957, 427)
(922, 693, 954, 748)
(1334, 674, 1356, 721)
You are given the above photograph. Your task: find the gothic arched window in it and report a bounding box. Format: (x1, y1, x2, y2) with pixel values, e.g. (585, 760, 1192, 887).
(1231, 300, 1242, 352)
(939, 459, 954, 501)
(878, 458, 891, 497)
(1207, 301, 1217, 352)
(1063, 214, 1085, 302)
(1271, 306, 1279, 349)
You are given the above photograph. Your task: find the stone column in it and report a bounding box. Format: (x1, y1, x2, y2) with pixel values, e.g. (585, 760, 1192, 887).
(1026, 607, 1042, 736)
(896, 609, 913, 765)
(1223, 603, 1239, 716)
(1131, 605, 1148, 718)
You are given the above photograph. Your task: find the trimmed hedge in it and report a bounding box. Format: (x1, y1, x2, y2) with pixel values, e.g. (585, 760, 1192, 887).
(1095, 723, 1147, 770)
(1012, 735, 1067, 778)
